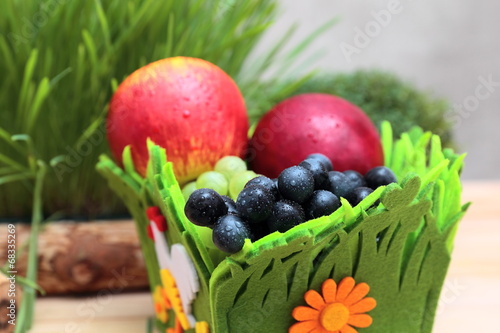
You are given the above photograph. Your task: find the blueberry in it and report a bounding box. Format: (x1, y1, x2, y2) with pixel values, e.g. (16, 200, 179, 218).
(305, 153, 333, 172)
(343, 170, 367, 188)
(271, 178, 282, 199)
(245, 176, 280, 200)
(278, 166, 314, 204)
(326, 171, 353, 199)
(221, 195, 239, 215)
(184, 188, 228, 228)
(212, 215, 251, 253)
(305, 190, 341, 219)
(266, 200, 306, 233)
(272, 178, 278, 187)
(365, 166, 397, 189)
(236, 185, 274, 223)
(299, 159, 330, 190)
(347, 187, 374, 206)
(248, 222, 270, 242)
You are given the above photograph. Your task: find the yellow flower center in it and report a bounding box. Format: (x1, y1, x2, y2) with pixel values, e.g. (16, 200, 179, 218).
(320, 302, 350, 331)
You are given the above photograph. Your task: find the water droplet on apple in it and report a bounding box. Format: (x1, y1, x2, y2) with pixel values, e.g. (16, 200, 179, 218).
(183, 110, 191, 118)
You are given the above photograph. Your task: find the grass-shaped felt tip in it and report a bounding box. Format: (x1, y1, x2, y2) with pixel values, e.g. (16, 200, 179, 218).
(184, 188, 227, 228)
(278, 166, 315, 204)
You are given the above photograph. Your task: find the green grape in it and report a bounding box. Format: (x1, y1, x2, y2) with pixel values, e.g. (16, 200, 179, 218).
(214, 156, 247, 180)
(196, 171, 229, 195)
(196, 226, 218, 250)
(181, 181, 197, 201)
(229, 170, 258, 200)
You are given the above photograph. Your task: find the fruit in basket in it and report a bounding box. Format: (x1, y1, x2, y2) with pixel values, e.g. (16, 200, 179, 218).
(196, 171, 229, 196)
(299, 159, 329, 190)
(184, 188, 227, 228)
(221, 195, 240, 216)
(343, 170, 367, 188)
(215, 156, 248, 180)
(236, 185, 274, 223)
(107, 57, 249, 182)
(228, 170, 258, 199)
(365, 166, 397, 189)
(278, 166, 315, 204)
(326, 171, 351, 198)
(181, 181, 197, 201)
(212, 215, 252, 254)
(184, 152, 398, 252)
(249, 93, 384, 178)
(305, 153, 333, 172)
(304, 190, 340, 219)
(245, 176, 280, 200)
(347, 187, 374, 206)
(266, 200, 306, 233)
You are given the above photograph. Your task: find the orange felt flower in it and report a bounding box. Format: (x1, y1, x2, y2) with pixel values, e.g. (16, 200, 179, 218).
(290, 277, 376, 333)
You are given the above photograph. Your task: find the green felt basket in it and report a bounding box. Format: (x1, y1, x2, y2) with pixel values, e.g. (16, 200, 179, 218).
(96, 122, 468, 333)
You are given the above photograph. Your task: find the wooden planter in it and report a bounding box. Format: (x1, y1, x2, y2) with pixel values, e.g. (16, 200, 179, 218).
(0, 220, 148, 295)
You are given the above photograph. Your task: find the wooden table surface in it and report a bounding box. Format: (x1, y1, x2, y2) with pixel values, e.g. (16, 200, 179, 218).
(30, 182, 500, 333)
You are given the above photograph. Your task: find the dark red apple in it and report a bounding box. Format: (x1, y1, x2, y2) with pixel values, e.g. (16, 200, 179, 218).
(107, 57, 249, 184)
(249, 93, 384, 178)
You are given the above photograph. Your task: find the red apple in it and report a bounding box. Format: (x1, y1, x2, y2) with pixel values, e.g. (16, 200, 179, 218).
(249, 93, 384, 178)
(107, 57, 249, 184)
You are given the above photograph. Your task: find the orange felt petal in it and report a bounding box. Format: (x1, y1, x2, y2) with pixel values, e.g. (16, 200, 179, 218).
(292, 306, 320, 321)
(174, 319, 183, 333)
(322, 279, 337, 304)
(340, 324, 358, 333)
(336, 277, 355, 302)
(349, 297, 377, 314)
(343, 283, 370, 306)
(347, 314, 373, 328)
(289, 320, 320, 333)
(309, 327, 331, 333)
(304, 290, 326, 310)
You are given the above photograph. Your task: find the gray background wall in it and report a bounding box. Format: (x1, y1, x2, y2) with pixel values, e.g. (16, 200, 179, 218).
(254, 0, 500, 179)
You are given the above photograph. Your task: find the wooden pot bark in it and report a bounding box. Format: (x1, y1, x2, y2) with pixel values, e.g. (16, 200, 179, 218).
(0, 220, 149, 295)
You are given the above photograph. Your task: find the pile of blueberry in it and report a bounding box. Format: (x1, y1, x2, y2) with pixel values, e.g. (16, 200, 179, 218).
(184, 154, 397, 254)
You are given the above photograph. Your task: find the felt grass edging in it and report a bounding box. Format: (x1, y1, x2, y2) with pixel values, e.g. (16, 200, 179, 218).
(96, 122, 468, 333)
